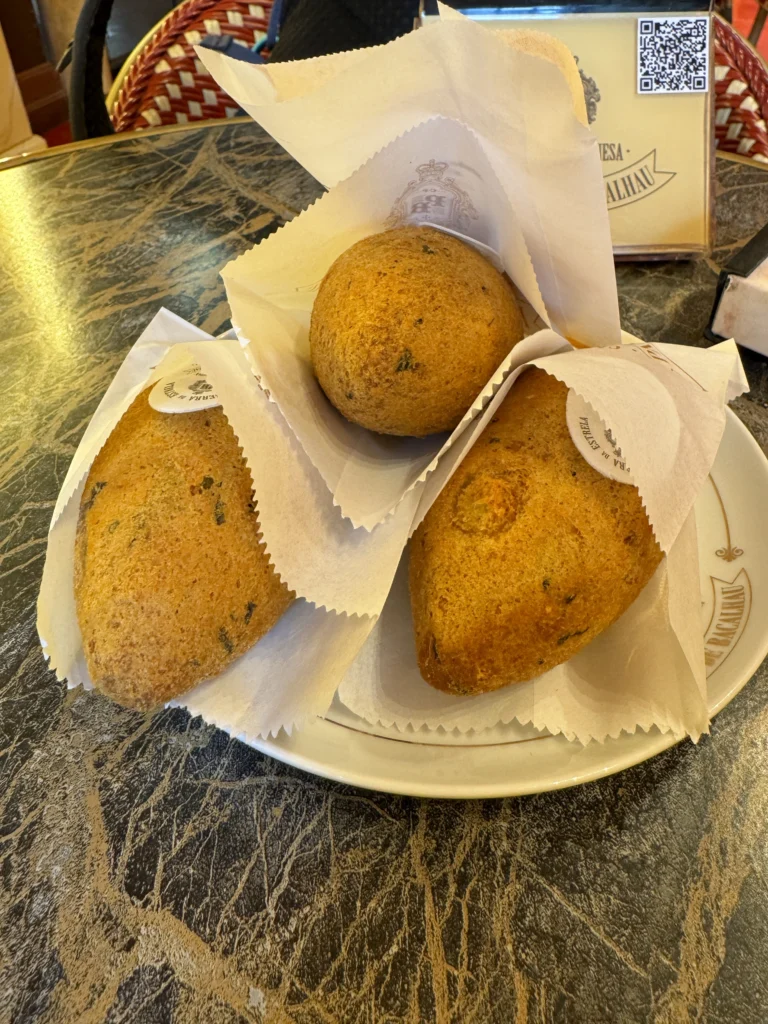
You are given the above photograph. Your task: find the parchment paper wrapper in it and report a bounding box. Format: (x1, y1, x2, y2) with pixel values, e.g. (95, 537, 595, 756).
(36, 0, 752, 747)
(339, 517, 701, 743)
(37, 309, 388, 738)
(198, 5, 620, 347)
(412, 333, 748, 552)
(339, 336, 749, 744)
(37, 311, 748, 744)
(221, 116, 612, 531)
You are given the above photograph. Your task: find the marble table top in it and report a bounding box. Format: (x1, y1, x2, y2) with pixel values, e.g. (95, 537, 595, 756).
(1, 121, 768, 1024)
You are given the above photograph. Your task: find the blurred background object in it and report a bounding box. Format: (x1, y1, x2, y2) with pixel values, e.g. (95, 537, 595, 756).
(267, 0, 418, 60)
(707, 222, 768, 352)
(82, 0, 419, 139)
(0, 22, 47, 160)
(5, 0, 421, 143)
(731, 0, 768, 53)
(106, 0, 274, 138)
(0, 1, 64, 153)
(715, 12, 768, 162)
(1, 0, 766, 160)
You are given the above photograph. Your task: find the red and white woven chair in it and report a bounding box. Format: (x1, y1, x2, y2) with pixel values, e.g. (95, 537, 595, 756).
(715, 14, 768, 163)
(106, 0, 273, 133)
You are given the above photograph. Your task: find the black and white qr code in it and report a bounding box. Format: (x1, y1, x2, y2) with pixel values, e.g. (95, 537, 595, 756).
(638, 16, 710, 94)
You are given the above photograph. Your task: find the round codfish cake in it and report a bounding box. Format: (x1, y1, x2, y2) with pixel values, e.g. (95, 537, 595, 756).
(409, 369, 663, 694)
(310, 225, 525, 437)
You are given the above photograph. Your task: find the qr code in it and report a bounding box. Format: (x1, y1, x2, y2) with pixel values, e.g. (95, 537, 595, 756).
(638, 16, 710, 94)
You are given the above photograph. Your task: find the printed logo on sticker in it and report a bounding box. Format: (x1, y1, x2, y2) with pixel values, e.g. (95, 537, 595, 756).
(149, 363, 222, 413)
(566, 391, 632, 484)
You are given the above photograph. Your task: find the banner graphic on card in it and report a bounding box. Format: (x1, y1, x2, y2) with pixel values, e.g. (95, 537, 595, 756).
(604, 150, 676, 210)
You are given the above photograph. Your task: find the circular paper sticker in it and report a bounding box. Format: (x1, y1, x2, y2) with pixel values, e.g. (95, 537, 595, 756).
(149, 363, 221, 413)
(566, 390, 633, 484)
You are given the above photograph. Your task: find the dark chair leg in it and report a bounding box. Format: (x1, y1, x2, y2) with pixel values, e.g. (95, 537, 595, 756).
(69, 0, 117, 140)
(748, 6, 768, 48)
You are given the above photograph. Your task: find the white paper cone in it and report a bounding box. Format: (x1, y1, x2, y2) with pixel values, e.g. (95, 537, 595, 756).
(189, 339, 421, 616)
(338, 512, 707, 744)
(38, 313, 746, 745)
(338, 336, 747, 743)
(198, 13, 620, 347)
(37, 310, 383, 738)
(221, 118, 579, 530)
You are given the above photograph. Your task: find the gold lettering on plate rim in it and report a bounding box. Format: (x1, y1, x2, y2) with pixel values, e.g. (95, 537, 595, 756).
(704, 570, 752, 677)
(709, 476, 744, 561)
(703, 476, 750, 678)
(604, 150, 676, 209)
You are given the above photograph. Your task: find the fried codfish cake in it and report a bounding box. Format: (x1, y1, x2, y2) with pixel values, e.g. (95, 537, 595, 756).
(310, 225, 525, 437)
(74, 390, 293, 710)
(409, 369, 662, 694)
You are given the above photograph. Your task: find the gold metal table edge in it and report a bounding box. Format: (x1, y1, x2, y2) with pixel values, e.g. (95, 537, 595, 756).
(2, 117, 766, 174)
(718, 150, 768, 169)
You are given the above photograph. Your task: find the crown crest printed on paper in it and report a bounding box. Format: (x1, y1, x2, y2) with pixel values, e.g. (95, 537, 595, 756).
(387, 161, 478, 231)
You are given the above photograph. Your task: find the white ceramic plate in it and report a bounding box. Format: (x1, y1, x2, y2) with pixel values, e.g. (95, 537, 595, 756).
(248, 410, 768, 798)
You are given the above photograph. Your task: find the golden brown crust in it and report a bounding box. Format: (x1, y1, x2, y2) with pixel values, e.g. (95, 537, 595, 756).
(74, 390, 294, 710)
(409, 369, 663, 695)
(310, 226, 524, 437)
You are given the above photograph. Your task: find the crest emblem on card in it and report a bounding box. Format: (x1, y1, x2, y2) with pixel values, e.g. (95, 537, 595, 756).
(387, 161, 478, 232)
(575, 57, 601, 125)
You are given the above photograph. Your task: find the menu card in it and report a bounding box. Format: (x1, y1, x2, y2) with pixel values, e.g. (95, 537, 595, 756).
(429, 2, 713, 256)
